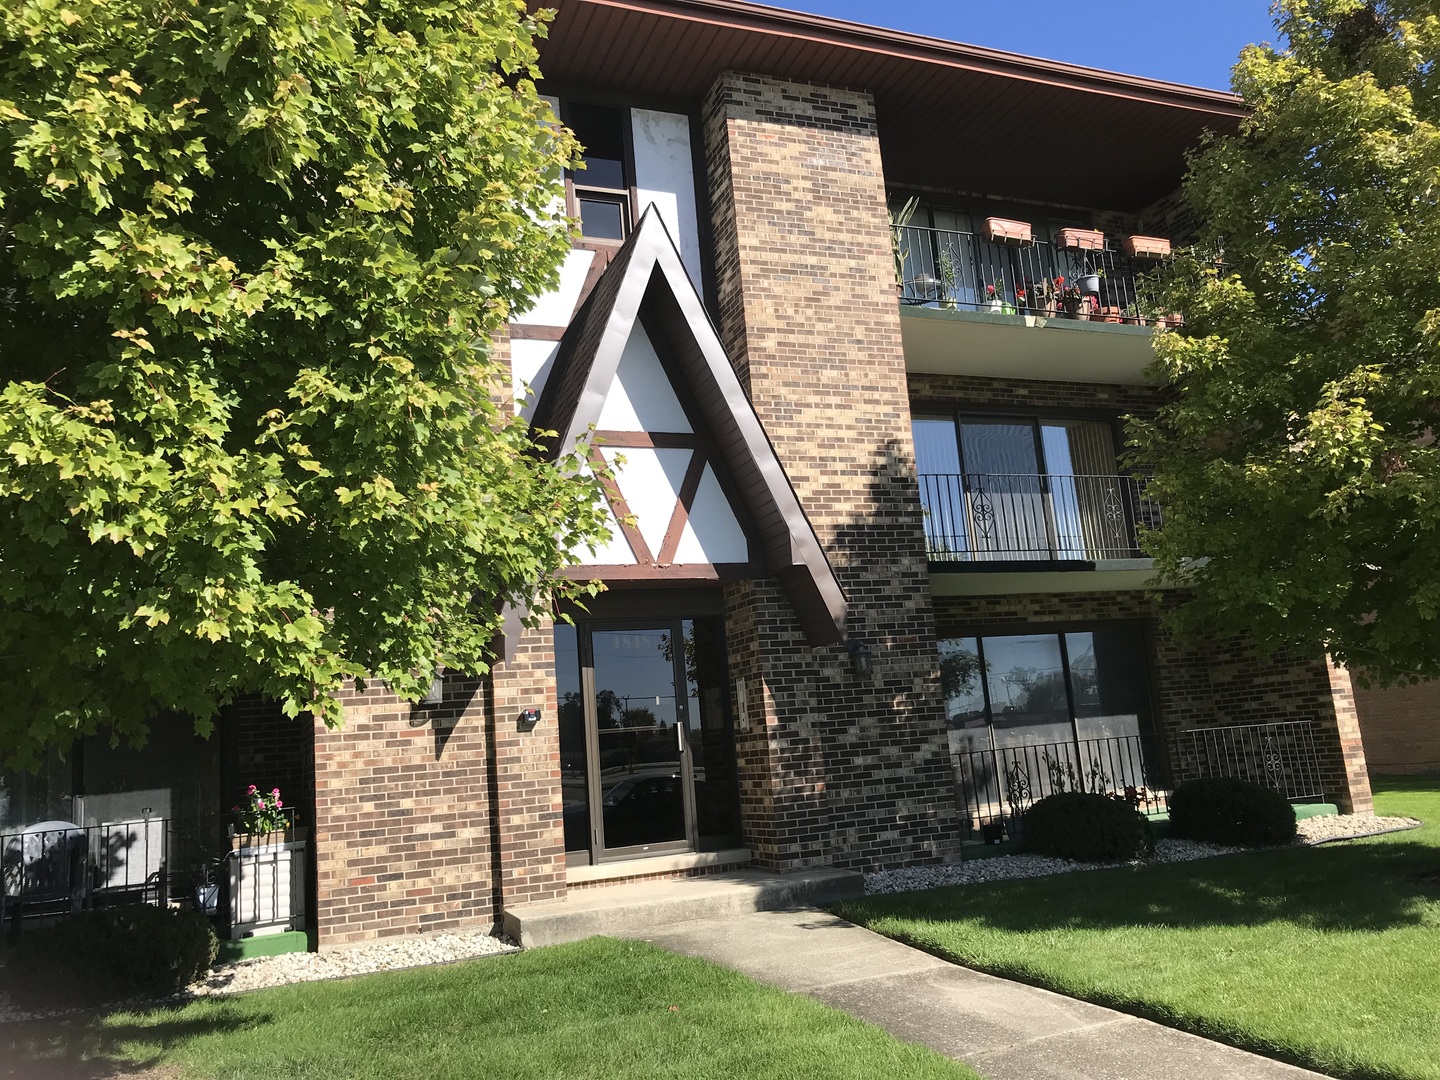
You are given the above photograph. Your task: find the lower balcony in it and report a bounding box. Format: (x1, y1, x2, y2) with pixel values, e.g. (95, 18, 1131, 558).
(920, 472, 1162, 595)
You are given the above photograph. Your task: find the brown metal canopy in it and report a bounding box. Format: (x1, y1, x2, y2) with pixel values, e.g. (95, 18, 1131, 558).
(540, 0, 1248, 210)
(532, 208, 848, 645)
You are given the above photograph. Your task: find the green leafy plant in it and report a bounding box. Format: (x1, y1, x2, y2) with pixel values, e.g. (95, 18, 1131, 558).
(0, 0, 612, 765)
(233, 784, 288, 835)
(1022, 791, 1155, 862)
(889, 196, 921, 286)
(1, 905, 218, 1007)
(1168, 777, 1298, 847)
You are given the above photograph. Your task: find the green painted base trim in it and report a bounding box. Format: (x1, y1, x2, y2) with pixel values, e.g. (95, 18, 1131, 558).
(217, 930, 310, 964)
(1296, 802, 1340, 820)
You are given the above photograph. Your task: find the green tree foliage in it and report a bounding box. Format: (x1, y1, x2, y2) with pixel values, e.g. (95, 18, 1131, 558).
(0, 0, 609, 766)
(1130, 1, 1440, 682)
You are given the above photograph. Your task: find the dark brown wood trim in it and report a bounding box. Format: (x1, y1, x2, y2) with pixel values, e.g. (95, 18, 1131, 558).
(572, 248, 613, 320)
(589, 447, 655, 564)
(509, 324, 569, 341)
(557, 562, 756, 582)
(592, 430, 698, 449)
(656, 449, 707, 564)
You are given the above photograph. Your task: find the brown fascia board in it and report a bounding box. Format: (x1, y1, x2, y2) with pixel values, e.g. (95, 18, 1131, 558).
(530, 209, 848, 645)
(559, 0, 1249, 117)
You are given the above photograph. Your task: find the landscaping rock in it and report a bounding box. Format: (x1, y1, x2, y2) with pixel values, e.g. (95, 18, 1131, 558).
(863, 812, 1423, 895)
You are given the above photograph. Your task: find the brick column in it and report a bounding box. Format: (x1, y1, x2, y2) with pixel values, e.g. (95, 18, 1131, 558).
(1325, 659, 1375, 813)
(704, 72, 959, 870)
(488, 619, 566, 908)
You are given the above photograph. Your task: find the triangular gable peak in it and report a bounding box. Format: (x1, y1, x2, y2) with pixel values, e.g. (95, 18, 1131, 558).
(532, 209, 847, 646)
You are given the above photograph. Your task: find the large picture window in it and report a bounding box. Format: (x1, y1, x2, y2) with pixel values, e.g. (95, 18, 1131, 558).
(940, 625, 1162, 820)
(565, 102, 633, 241)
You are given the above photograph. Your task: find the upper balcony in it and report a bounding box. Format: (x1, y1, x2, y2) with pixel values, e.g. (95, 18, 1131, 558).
(920, 470, 1163, 595)
(893, 223, 1174, 385)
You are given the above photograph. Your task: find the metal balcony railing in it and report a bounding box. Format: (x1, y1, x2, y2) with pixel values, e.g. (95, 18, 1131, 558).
(893, 224, 1170, 323)
(918, 472, 1161, 563)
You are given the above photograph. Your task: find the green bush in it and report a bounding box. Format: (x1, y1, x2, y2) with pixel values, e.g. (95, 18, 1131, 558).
(1168, 777, 1298, 847)
(1021, 791, 1155, 862)
(0, 904, 218, 1007)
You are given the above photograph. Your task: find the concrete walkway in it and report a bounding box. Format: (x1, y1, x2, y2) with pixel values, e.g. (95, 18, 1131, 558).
(630, 908, 1332, 1080)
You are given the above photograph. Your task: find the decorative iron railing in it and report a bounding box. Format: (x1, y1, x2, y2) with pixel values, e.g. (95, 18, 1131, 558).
(1170, 721, 1325, 802)
(952, 720, 1328, 842)
(0, 811, 305, 939)
(918, 472, 1161, 562)
(893, 224, 1172, 322)
(953, 732, 1170, 839)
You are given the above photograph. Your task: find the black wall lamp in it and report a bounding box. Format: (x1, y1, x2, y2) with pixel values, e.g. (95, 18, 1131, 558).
(518, 708, 542, 731)
(846, 638, 874, 677)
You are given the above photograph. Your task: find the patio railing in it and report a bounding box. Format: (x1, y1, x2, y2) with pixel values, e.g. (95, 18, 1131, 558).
(1170, 720, 1326, 802)
(894, 224, 1169, 323)
(919, 472, 1161, 562)
(953, 720, 1330, 840)
(953, 732, 1170, 838)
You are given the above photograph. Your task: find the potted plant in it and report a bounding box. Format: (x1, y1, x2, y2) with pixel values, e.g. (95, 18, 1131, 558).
(935, 245, 959, 309)
(1123, 235, 1172, 259)
(1022, 278, 1057, 316)
(983, 217, 1033, 245)
(889, 196, 920, 297)
(1056, 277, 1092, 320)
(981, 280, 1005, 313)
(228, 785, 307, 940)
(1055, 226, 1105, 251)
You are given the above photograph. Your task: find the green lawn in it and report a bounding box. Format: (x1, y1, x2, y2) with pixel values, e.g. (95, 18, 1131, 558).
(836, 776, 1440, 1080)
(3, 936, 982, 1080)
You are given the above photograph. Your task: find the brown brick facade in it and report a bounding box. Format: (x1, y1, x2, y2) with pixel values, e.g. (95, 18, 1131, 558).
(1353, 679, 1440, 774)
(704, 72, 960, 870)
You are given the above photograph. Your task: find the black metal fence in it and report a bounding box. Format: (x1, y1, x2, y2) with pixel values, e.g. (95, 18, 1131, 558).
(919, 472, 1161, 561)
(955, 732, 1169, 838)
(894, 224, 1169, 322)
(0, 811, 306, 939)
(1170, 720, 1326, 802)
(954, 720, 1328, 840)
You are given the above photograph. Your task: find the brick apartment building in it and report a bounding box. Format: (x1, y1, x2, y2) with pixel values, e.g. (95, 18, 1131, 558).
(0, 0, 1380, 948)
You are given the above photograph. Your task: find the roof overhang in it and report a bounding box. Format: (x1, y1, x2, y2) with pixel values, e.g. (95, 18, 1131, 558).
(532, 210, 848, 645)
(539, 0, 1248, 210)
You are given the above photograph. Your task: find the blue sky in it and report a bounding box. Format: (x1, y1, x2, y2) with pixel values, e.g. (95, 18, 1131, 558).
(774, 1, 1281, 92)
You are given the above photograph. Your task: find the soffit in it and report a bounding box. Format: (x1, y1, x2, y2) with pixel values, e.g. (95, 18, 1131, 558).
(540, 0, 1247, 210)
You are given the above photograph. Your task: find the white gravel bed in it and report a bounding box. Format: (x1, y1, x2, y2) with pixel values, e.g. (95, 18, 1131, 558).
(1297, 811, 1420, 844)
(864, 812, 1423, 895)
(189, 928, 515, 997)
(0, 928, 514, 1025)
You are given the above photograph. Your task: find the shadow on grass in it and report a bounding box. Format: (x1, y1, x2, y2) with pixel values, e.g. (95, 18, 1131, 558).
(841, 839, 1440, 935)
(1, 1004, 267, 1079)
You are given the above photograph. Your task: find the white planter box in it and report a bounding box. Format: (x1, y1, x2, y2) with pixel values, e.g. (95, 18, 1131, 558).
(228, 835, 307, 939)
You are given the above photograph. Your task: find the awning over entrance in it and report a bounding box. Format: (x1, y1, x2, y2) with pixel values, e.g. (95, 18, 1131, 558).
(531, 209, 847, 646)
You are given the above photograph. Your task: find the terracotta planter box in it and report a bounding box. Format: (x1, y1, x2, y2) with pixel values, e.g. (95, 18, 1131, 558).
(1055, 227, 1105, 251)
(1098, 306, 1124, 324)
(983, 217, 1033, 246)
(1124, 235, 1172, 259)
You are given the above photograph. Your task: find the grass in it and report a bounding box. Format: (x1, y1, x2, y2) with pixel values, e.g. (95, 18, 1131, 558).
(2, 936, 983, 1080)
(836, 776, 1440, 1080)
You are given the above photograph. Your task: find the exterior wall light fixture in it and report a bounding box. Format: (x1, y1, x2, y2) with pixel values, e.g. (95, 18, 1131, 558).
(518, 708, 542, 731)
(846, 639, 874, 677)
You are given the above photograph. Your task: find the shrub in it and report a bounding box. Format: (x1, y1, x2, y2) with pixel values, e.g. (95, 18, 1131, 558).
(1021, 791, 1155, 862)
(1168, 777, 1298, 847)
(0, 904, 218, 1008)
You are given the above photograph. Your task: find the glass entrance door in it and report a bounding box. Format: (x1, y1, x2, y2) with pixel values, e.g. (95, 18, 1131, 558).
(557, 618, 738, 864)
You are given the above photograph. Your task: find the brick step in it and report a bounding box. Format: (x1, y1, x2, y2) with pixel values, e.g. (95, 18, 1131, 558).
(502, 867, 865, 948)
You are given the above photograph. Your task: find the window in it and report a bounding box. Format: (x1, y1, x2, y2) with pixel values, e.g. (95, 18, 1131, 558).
(566, 103, 632, 241)
(912, 414, 1139, 561)
(941, 626, 1161, 816)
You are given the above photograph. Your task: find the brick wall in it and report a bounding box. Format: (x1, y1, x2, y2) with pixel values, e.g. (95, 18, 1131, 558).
(704, 71, 960, 870)
(1353, 679, 1440, 774)
(311, 679, 495, 946)
(932, 590, 1372, 812)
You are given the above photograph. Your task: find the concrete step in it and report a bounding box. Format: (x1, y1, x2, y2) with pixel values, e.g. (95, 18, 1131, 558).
(503, 867, 865, 948)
